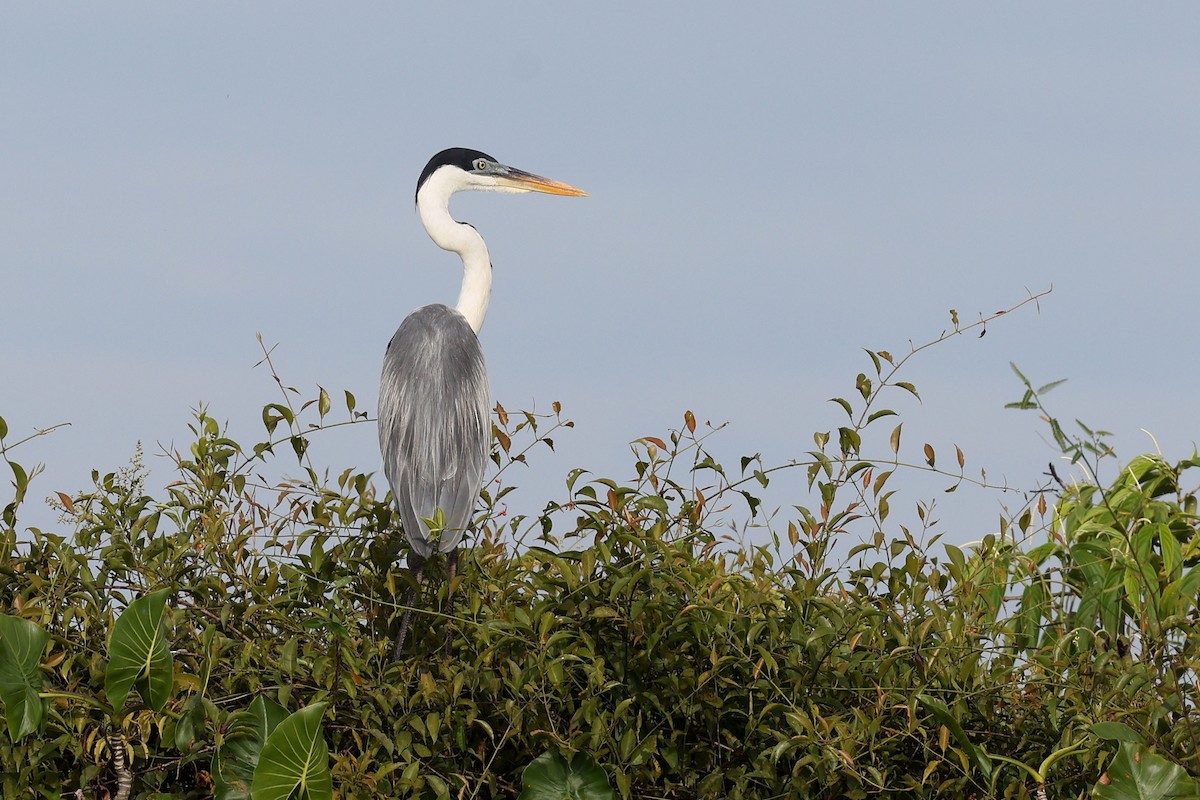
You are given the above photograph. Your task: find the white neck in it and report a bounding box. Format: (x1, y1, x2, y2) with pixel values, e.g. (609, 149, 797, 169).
(416, 170, 492, 334)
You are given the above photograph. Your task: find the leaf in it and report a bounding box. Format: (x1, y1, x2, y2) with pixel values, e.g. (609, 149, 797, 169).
(214, 695, 291, 800)
(1093, 742, 1200, 800)
(855, 373, 872, 400)
(890, 424, 902, 455)
(838, 427, 862, 456)
(917, 695, 991, 780)
(944, 544, 966, 578)
(55, 491, 76, 514)
(317, 386, 331, 419)
(174, 692, 206, 752)
(1004, 391, 1037, 410)
(262, 403, 294, 435)
(864, 349, 881, 375)
(866, 409, 897, 424)
(0, 615, 50, 741)
(9, 460, 28, 496)
(683, 410, 696, 434)
(923, 443, 936, 467)
(251, 702, 332, 800)
(829, 397, 854, 419)
(1091, 722, 1145, 744)
(872, 470, 892, 497)
(1158, 524, 1182, 581)
(105, 589, 174, 711)
(517, 749, 614, 800)
(1162, 566, 1200, 616)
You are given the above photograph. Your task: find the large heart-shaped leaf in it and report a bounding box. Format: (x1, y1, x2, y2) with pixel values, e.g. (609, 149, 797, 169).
(105, 589, 174, 711)
(1093, 742, 1200, 800)
(518, 749, 614, 800)
(213, 695, 290, 800)
(0, 615, 49, 741)
(251, 701, 332, 800)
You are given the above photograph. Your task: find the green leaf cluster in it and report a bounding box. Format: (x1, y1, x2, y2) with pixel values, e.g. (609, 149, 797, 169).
(0, 296, 1197, 798)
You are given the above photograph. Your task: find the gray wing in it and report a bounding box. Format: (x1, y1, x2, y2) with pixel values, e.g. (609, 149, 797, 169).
(378, 304, 490, 558)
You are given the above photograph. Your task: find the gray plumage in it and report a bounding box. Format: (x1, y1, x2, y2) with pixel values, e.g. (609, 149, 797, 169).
(381, 147, 584, 661)
(378, 303, 490, 559)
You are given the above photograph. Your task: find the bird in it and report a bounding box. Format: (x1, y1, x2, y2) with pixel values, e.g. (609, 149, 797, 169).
(379, 147, 586, 661)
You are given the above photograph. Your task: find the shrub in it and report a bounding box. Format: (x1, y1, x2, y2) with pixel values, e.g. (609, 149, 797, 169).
(1, 292, 1197, 799)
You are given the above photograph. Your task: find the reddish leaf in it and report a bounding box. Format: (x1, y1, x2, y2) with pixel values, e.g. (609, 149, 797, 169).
(56, 492, 77, 514)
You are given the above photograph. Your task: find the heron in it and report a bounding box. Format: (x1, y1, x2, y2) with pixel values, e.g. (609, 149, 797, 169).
(380, 147, 586, 661)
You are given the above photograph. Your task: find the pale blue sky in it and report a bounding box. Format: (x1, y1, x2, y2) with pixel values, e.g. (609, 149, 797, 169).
(3, 4, 1198, 544)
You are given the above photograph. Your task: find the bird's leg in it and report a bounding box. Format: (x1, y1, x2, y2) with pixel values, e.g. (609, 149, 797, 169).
(442, 547, 460, 659)
(391, 555, 426, 663)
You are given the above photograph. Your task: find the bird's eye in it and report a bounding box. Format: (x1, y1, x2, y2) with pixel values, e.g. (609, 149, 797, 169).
(474, 159, 488, 171)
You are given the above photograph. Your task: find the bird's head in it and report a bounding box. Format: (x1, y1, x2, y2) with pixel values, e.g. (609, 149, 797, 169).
(415, 147, 587, 203)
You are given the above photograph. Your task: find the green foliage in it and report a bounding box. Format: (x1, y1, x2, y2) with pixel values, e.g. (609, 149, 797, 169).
(0, 615, 49, 741)
(1094, 743, 1200, 800)
(518, 750, 613, 800)
(0, 295, 1198, 798)
(105, 589, 173, 712)
(251, 703, 332, 800)
(918, 695, 994, 783)
(213, 695, 290, 800)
